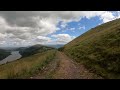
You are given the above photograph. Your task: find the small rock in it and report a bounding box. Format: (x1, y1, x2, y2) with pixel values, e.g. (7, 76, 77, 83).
(30, 77, 33, 79)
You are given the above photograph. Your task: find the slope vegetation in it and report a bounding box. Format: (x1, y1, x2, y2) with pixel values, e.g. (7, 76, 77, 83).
(0, 44, 56, 79)
(0, 50, 56, 79)
(62, 18, 120, 79)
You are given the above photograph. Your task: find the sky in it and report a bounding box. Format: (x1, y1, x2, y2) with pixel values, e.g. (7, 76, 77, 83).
(0, 11, 120, 47)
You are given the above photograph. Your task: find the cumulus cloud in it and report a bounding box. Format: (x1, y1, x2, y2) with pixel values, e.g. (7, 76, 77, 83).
(0, 33, 6, 41)
(35, 36, 51, 43)
(51, 34, 75, 44)
(0, 11, 119, 46)
(99, 11, 116, 23)
(60, 22, 68, 28)
(31, 16, 58, 36)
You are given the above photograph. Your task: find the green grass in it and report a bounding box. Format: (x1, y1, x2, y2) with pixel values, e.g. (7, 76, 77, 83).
(0, 50, 56, 79)
(62, 18, 120, 79)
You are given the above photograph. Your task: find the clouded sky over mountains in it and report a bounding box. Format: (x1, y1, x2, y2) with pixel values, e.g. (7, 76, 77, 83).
(0, 11, 120, 47)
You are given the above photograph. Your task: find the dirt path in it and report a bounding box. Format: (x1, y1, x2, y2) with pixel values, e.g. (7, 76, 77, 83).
(52, 52, 102, 79)
(31, 51, 102, 79)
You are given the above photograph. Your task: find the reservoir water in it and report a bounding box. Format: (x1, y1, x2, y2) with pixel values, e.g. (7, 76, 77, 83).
(0, 51, 22, 65)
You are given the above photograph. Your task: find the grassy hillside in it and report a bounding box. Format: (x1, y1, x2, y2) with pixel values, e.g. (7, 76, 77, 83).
(0, 49, 11, 61)
(62, 18, 120, 79)
(17, 44, 55, 58)
(0, 50, 56, 79)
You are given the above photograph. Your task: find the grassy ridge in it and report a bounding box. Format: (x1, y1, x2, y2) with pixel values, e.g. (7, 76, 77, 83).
(0, 50, 56, 79)
(62, 18, 120, 79)
(17, 44, 55, 58)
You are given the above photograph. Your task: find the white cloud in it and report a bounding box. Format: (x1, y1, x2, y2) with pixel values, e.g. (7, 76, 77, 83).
(60, 22, 67, 28)
(31, 16, 58, 36)
(0, 11, 119, 46)
(33, 36, 52, 45)
(99, 11, 116, 23)
(51, 34, 75, 44)
(116, 11, 120, 18)
(36, 36, 51, 42)
(0, 33, 6, 40)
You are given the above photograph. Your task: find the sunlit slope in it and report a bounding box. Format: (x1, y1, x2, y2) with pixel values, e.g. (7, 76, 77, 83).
(62, 18, 120, 78)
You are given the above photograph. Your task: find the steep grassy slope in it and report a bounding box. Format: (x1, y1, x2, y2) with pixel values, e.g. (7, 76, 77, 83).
(0, 50, 56, 79)
(62, 18, 120, 79)
(0, 49, 11, 61)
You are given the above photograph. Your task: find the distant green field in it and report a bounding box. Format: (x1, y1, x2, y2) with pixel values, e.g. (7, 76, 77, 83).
(0, 50, 56, 79)
(62, 18, 120, 79)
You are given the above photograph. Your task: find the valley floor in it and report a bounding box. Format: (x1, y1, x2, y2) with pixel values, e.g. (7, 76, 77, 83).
(30, 51, 102, 79)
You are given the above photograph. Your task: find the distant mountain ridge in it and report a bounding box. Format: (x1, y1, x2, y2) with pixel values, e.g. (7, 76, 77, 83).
(0, 44, 56, 59)
(16, 44, 55, 58)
